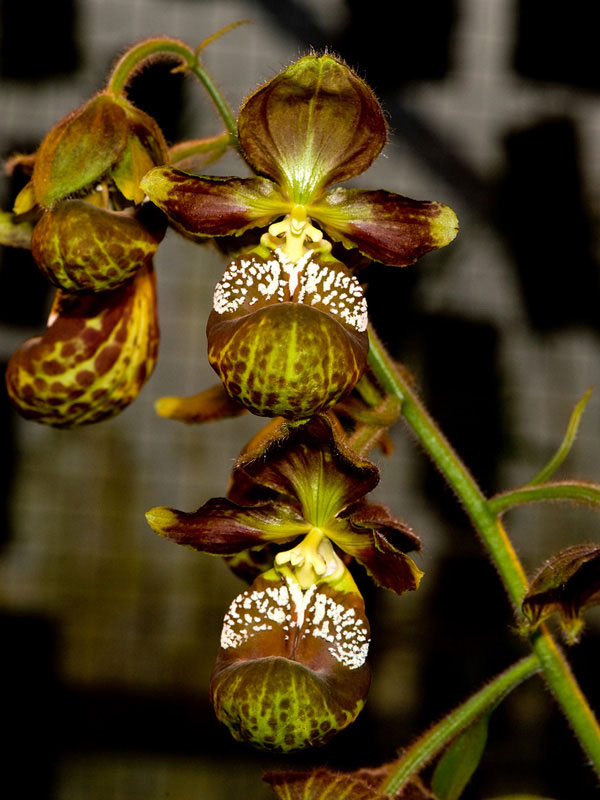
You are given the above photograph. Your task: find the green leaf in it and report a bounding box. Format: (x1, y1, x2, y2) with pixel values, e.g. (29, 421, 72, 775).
(431, 712, 490, 800)
(526, 389, 591, 485)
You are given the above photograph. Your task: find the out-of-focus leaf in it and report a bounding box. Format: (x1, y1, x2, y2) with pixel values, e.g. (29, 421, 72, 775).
(0, 210, 34, 248)
(431, 712, 489, 800)
(485, 795, 556, 799)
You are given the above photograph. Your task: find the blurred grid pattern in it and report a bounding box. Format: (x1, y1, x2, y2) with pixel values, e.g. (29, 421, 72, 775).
(1, 1, 600, 798)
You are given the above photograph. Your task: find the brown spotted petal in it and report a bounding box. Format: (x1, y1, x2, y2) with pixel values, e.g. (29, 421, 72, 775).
(308, 188, 459, 267)
(206, 246, 369, 418)
(210, 565, 371, 752)
(145, 498, 309, 556)
(31, 200, 166, 292)
(238, 54, 387, 204)
(5, 264, 159, 427)
(140, 167, 289, 239)
(523, 543, 600, 642)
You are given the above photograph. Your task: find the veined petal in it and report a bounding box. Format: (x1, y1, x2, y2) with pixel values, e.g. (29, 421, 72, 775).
(140, 167, 289, 238)
(234, 416, 380, 524)
(211, 565, 371, 751)
(238, 55, 387, 204)
(145, 499, 309, 555)
(309, 187, 459, 266)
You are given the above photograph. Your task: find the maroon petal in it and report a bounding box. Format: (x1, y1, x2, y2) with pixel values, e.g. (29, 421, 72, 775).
(145, 498, 309, 555)
(140, 167, 289, 238)
(309, 188, 458, 266)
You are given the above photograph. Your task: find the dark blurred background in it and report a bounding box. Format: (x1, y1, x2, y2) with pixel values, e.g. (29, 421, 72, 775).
(1, 1, 600, 797)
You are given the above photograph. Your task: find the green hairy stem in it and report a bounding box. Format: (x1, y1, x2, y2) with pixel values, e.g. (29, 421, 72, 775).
(367, 326, 600, 777)
(106, 35, 239, 147)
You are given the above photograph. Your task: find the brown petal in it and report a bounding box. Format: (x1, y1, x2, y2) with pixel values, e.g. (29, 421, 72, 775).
(336, 528, 424, 595)
(238, 54, 387, 204)
(5, 264, 159, 427)
(309, 188, 459, 266)
(140, 167, 289, 238)
(145, 499, 308, 555)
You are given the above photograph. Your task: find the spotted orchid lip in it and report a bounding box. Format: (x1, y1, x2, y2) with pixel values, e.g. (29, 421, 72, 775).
(219, 565, 370, 671)
(210, 564, 371, 752)
(212, 247, 368, 332)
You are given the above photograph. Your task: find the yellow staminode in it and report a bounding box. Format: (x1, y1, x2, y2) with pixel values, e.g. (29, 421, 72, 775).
(275, 527, 345, 590)
(265, 204, 327, 263)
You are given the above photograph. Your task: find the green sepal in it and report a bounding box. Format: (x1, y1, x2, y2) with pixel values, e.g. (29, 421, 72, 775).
(33, 94, 129, 207)
(238, 54, 387, 204)
(264, 768, 390, 800)
(32, 93, 168, 208)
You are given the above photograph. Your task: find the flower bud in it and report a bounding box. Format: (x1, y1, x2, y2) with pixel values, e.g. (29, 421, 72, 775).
(5, 264, 159, 427)
(206, 246, 369, 418)
(210, 563, 371, 752)
(31, 200, 166, 292)
(32, 92, 168, 209)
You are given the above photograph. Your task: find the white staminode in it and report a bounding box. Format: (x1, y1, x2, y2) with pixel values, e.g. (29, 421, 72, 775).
(212, 249, 368, 332)
(220, 568, 370, 671)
